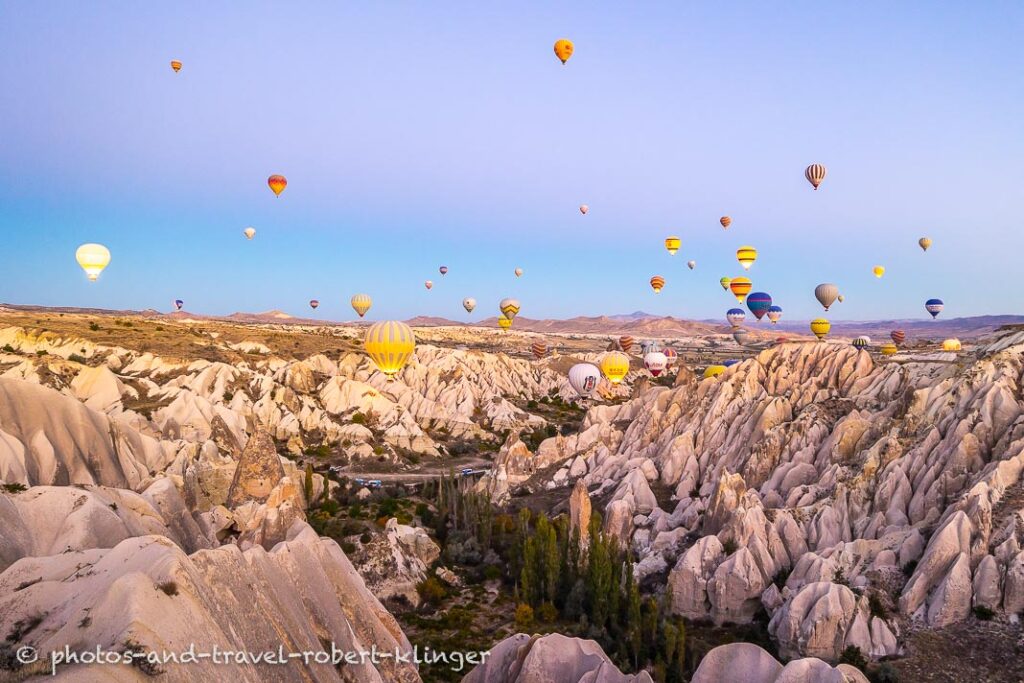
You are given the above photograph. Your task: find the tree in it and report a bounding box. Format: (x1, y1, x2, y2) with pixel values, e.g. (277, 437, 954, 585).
(303, 463, 314, 505)
(514, 603, 535, 632)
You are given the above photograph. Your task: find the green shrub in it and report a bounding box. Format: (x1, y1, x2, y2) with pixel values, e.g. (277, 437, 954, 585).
(901, 560, 918, 578)
(351, 412, 367, 425)
(722, 538, 738, 555)
(839, 646, 868, 671)
(537, 601, 558, 623)
(416, 577, 448, 606)
(868, 592, 888, 619)
(89, 322, 100, 331)
(514, 603, 534, 631)
(2, 483, 27, 494)
(68, 353, 87, 364)
(973, 605, 995, 620)
(156, 581, 178, 597)
(341, 541, 356, 554)
(2, 344, 15, 353)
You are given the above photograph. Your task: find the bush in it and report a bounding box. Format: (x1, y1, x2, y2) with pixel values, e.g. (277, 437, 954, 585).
(973, 605, 995, 620)
(360, 532, 372, 544)
(870, 662, 900, 683)
(722, 538, 738, 555)
(901, 560, 918, 578)
(2, 483, 27, 494)
(838, 646, 868, 671)
(537, 601, 558, 623)
(156, 581, 178, 597)
(341, 541, 356, 554)
(1, 344, 15, 353)
(89, 322, 100, 331)
(868, 592, 888, 619)
(350, 412, 367, 425)
(514, 603, 535, 631)
(482, 564, 502, 581)
(416, 577, 448, 606)
(68, 354, 87, 364)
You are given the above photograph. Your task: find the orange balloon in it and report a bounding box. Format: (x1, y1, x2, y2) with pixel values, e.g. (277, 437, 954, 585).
(170, 60, 182, 73)
(554, 39, 574, 64)
(268, 175, 287, 197)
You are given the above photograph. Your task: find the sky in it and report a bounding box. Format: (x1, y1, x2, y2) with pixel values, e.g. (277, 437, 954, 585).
(1, 2, 1022, 323)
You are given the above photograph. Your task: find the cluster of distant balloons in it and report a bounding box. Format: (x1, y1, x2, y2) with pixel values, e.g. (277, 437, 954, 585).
(71, 44, 951, 389)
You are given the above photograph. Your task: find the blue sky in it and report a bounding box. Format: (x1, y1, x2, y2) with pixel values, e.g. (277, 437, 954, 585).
(1, 2, 1021, 322)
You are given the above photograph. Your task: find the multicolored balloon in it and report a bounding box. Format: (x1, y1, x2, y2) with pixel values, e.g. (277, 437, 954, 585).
(727, 308, 746, 328)
(720, 216, 731, 229)
(644, 351, 668, 377)
(663, 347, 678, 366)
(810, 318, 831, 340)
(170, 60, 182, 72)
(815, 283, 839, 311)
(736, 245, 757, 270)
(498, 315, 512, 331)
(532, 341, 548, 359)
(880, 343, 898, 356)
(665, 237, 681, 255)
(267, 174, 287, 197)
(600, 351, 631, 384)
(309, 299, 319, 309)
(499, 298, 521, 320)
(351, 294, 372, 318)
(568, 363, 600, 397)
(650, 275, 665, 293)
(805, 163, 827, 190)
(729, 277, 752, 303)
(925, 298, 944, 318)
(619, 335, 634, 353)
(720, 276, 732, 291)
(75, 243, 111, 281)
(767, 305, 783, 324)
(746, 292, 772, 321)
(365, 321, 415, 378)
(554, 39, 575, 64)
(173, 299, 184, 311)
(890, 330, 905, 346)
(852, 335, 870, 350)
(439, 266, 448, 276)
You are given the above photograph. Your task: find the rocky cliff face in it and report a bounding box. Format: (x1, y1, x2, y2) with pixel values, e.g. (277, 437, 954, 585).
(478, 331, 1024, 663)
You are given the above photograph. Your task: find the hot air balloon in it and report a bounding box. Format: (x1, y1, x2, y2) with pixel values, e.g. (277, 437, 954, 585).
(500, 298, 521, 320)
(891, 330, 906, 346)
(767, 305, 783, 324)
(462, 297, 476, 314)
(726, 308, 746, 328)
(730, 277, 752, 303)
(514, 268, 523, 277)
(872, 266, 885, 278)
(815, 283, 839, 311)
(640, 341, 661, 356)
(439, 266, 448, 276)
(243, 227, 256, 240)
(554, 39, 574, 64)
(720, 216, 732, 229)
(424, 280, 433, 290)
(722, 359, 741, 367)
(733, 328, 751, 346)
(267, 175, 287, 197)
(704, 365, 726, 379)
(619, 336, 634, 353)
(173, 299, 184, 311)
(942, 338, 962, 352)
(919, 237, 932, 252)
(568, 363, 600, 397)
(925, 299, 944, 319)
(838, 295, 845, 303)
(532, 341, 548, 359)
(687, 260, 696, 270)
(579, 205, 588, 215)
(351, 294, 372, 318)
(665, 237, 681, 255)
(736, 246, 757, 270)
(747, 292, 773, 321)
(170, 60, 182, 72)
(600, 351, 630, 384)
(805, 164, 827, 190)
(880, 343, 898, 356)
(810, 318, 831, 340)
(364, 321, 415, 378)
(852, 336, 870, 350)
(663, 347, 678, 366)
(75, 244, 111, 281)
(720, 276, 732, 291)
(309, 299, 319, 309)
(644, 351, 667, 377)
(650, 276, 665, 293)
(498, 315, 512, 331)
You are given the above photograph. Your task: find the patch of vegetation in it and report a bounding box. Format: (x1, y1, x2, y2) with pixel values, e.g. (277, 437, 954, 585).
(973, 605, 995, 620)
(832, 567, 850, 587)
(868, 591, 888, 619)
(156, 581, 178, 597)
(68, 353, 87, 364)
(839, 645, 868, 671)
(89, 322, 100, 331)
(304, 444, 332, 459)
(1, 483, 27, 494)
(417, 577, 449, 606)
(1, 344, 14, 353)
(350, 412, 367, 425)
(901, 560, 918, 578)
(722, 538, 738, 555)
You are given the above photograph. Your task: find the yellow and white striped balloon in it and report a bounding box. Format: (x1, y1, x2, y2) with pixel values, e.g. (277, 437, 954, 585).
(364, 321, 415, 378)
(351, 294, 372, 318)
(805, 163, 827, 190)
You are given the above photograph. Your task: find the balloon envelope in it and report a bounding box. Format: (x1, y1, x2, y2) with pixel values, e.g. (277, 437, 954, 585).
(531, 342, 547, 359)
(704, 365, 726, 379)
(554, 39, 574, 64)
(720, 276, 732, 291)
(732, 328, 751, 345)
(942, 338, 962, 352)
(747, 292, 772, 320)
(170, 60, 182, 72)
(687, 260, 696, 270)
(439, 266, 448, 276)
(309, 300, 319, 309)
(805, 163, 827, 189)
(891, 330, 906, 346)
(173, 299, 183, 311)
(736, 246, 757, 270)
(462, 297, 476, 314)
(568, 363, 600, 397)
(514, 268, 523, 277)
(351, 294, 372, 318)
(767, 305, 783, 324)
(579, 205, 588, 215)
(243, 227, 256, 240)
(925, 299, 944, 318)
(919, 237, 932, 251)
(499, 298, 521, 320)
(810, 318, 831, 340)
(727, 308, 746, 327)
(364, 321, 416, 377)
(644, 352, 668, 377)
(650, 276, 665, 293)
(267, 175, 287, 197)
(873, 266, 885, 278)
(720, 216, 731, 229)
(600, 352, 630, 384)
(729, 277, 752, 302)
(619, 336, 634, 353)
(815, 283, 839, 311)
(75, 243, 111, 281)
(664, 237, 681, 255)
